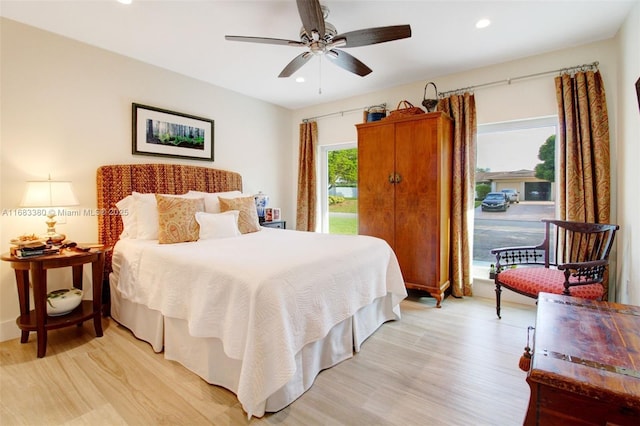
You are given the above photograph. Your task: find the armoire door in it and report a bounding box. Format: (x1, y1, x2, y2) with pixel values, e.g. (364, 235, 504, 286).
(357, 112, 452, 306)
(394, 118, 440, 287)
(357, 123, 395, 248)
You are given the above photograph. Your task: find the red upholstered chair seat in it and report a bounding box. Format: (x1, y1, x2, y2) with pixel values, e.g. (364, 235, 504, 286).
(491, 219, 618, 318)
(491, 219, 620, 318)
(498, 268, 605, 300)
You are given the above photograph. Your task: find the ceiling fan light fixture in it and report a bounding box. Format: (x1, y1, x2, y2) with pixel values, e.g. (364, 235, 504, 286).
(226, 0, 411, 78)
(476, 18, 491, 29)
(329, 38, 347, 49)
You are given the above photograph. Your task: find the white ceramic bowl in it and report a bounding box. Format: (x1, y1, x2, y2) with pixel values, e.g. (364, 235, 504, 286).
(47, 288, 83, 316)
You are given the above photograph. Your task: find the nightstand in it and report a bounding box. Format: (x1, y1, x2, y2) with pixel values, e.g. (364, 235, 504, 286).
(1, 245, 109, 358)
(260, 220, 286, 229)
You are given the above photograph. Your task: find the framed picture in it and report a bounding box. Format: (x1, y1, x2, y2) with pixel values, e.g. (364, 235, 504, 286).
(132, 103, 214, 161)
(636, 76, 640, 111)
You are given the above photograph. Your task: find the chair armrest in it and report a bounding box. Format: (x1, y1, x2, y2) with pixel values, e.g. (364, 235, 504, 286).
(557, 259, 608, 271)
(557, 259, 609, 287)
(491, 244, 541, 255)
(491, 245, 546, 269)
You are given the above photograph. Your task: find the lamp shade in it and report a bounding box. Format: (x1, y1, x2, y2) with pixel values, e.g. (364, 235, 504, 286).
(20, 180, 79, 207)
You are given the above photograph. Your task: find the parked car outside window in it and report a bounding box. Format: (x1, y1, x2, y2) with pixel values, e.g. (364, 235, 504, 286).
(481, 192, 509, 212)
(501, 189, 519, 203)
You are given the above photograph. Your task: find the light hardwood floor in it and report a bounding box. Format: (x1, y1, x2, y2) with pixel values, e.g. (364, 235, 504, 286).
(0, 295, 535, 425)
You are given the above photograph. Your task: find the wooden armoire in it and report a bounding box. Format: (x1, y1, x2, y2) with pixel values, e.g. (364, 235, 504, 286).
(356, 112, 452, 307)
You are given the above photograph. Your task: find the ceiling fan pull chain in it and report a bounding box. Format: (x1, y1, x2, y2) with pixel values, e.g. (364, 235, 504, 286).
(318, 55, 322, 95)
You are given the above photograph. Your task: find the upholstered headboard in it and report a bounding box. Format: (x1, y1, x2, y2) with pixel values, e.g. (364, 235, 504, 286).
(96, 163, 243, 277)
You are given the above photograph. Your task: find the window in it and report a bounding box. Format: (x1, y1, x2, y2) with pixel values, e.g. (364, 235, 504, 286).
(320, 143, 358, 234)
(474, 116, 558, 268)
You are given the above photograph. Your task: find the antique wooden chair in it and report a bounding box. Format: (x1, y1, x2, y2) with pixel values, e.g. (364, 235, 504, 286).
(491, 219, 619, 319)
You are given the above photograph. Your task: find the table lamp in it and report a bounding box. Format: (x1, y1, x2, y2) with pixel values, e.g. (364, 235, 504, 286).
(20, 176, 79, 243)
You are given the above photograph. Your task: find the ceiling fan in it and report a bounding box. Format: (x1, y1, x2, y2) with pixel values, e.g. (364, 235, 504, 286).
(225, 0, 411, 78)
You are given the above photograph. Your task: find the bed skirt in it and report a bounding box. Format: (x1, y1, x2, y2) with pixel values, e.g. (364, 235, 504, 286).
(110, 276, 164, 352)
(109, 275, 399, 417)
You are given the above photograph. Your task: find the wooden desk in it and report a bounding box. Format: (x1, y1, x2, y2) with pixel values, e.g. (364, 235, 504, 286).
(1, 246, 108, 358)
(524, 292, 640, 425)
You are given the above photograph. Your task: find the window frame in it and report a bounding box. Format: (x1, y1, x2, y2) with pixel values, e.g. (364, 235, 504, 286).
(319, 142, 357, 234)
(473, 115, 559, 279)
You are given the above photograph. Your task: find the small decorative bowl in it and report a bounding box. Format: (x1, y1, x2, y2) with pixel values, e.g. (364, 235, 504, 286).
(47, 288, 83, 316)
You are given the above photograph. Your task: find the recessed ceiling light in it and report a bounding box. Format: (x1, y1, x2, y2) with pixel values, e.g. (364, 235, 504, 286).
(117, 0, 132, 5)
(295, 77, 305, 83)
(476, 18, 491, 29)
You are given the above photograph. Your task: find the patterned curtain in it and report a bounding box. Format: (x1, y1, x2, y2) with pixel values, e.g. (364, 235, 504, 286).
(555, 70, 612, 298)
(555, 70, 611, 224)
(296, 121, 317, 231)
(437, 93, 477, 297)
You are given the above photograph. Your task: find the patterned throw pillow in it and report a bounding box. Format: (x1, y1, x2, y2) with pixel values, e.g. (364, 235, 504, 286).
(133, 191, 201, 239)
(218, 196, 261, 234)
(187, 190, 243, 213)
(155, 195, 204, 244)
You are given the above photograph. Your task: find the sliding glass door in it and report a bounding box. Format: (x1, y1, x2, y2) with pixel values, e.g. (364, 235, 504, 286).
(320, 143, 358, 234)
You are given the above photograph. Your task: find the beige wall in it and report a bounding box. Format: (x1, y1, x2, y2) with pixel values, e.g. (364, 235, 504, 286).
(290, 40, 619, 227)
(291, 21, 638, 306)
(614, 1, 640, 305)
(0, 18, 295, 341)
(1, 3, 638, 341)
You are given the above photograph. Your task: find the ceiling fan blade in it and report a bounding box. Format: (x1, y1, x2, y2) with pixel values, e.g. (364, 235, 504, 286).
(279, 52, 313, 78)
(326, 49, 372, 77)
(335, 25, 412, 48)
(296, 0, 325, 39)
(225, 35, 305, 47)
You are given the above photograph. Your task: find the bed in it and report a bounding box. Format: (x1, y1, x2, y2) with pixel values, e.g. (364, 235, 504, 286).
(97, 164, 407, 418)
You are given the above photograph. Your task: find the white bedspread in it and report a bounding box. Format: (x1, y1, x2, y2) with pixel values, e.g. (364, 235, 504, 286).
(112, 228, 406, 417)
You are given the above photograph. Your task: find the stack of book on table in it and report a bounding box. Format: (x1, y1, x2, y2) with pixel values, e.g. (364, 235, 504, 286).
(9, 237, 60, 259)
(13, 245, 60, 258)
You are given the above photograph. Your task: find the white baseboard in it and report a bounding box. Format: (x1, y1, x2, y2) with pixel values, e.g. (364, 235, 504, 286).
(473, 277, 537, 306)
(0, 319, 21, 343)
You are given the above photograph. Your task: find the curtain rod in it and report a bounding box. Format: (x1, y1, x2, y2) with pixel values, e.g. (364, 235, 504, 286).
(302, 103, 386, 123)
(438, 61, 599, 98)
(301, 61, 599, 120)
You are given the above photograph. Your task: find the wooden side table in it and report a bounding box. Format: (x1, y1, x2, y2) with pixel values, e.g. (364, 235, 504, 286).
(1, 245, 109, 358)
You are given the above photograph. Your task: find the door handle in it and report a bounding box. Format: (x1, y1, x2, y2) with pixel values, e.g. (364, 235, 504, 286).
(388, 173, 402, 184)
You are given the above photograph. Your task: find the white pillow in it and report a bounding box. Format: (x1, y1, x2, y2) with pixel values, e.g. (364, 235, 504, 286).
(132, 192, 198, 240)
(195, 211, 241, 239)
(132, 192, 159, 239)
(188, 190, 243, 213)
(115, 195, 136, 239)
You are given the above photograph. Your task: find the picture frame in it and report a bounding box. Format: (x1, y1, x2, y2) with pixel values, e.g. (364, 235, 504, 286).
(132, 103, 214, 161)
(636, 76, 640, 111)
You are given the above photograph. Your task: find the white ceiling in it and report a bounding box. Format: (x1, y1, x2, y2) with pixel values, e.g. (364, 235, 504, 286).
(1, 1, 636, 110)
